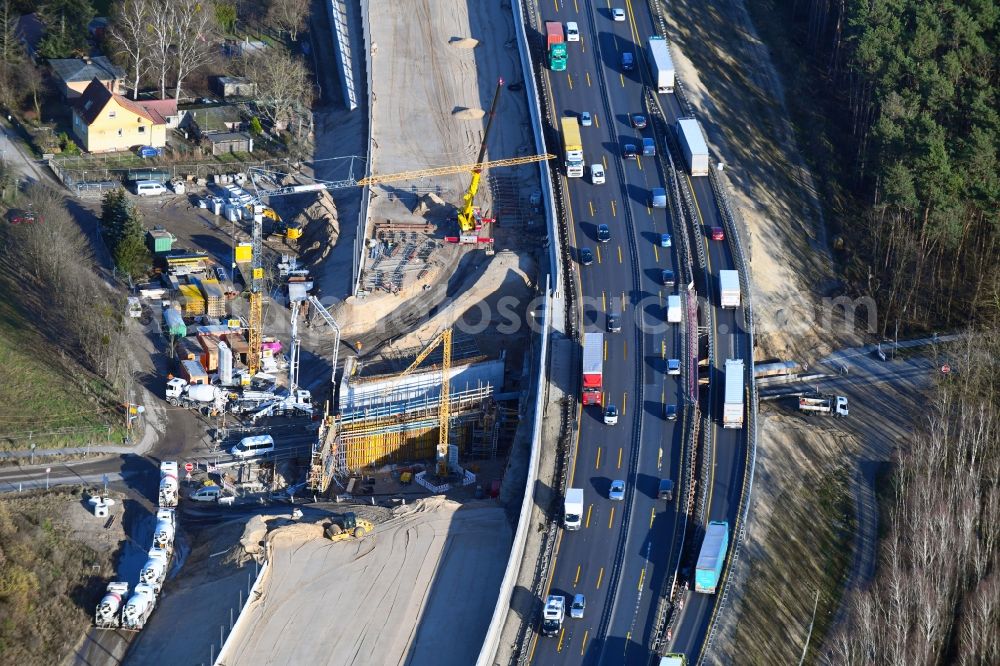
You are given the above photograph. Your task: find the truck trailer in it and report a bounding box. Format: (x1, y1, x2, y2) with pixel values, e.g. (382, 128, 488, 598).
(677, 117, 709, 177)
(667, 294, 682, 323)
(695, 520, 730, 593)
(719, 270, 740, 309)
(560, 116, 585, 177)
(723, 359, 744, 428)
(564, 488, 584, 530)
(581, 332, 603, 404)
(799, 394, 849, 417)
(545, 22, 567, 71)
(647, 36, 675, 93)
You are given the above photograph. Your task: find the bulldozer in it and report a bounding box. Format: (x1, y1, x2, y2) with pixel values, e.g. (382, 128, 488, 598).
(324, 512, 374, 542)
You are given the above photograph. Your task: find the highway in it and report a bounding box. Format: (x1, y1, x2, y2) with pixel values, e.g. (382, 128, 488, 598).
(527, 0, 750, 663)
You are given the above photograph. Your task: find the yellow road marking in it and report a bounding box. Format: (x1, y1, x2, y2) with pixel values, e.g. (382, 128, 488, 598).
(620, 73, 625, 87)
(617, 447, 623, 469)
(611, 200, 617, 217)
(638, 568, 645, 591)
(650, 507, 656, 528)
(586, 71, 591, 87)
(604, 338, 607, 361)
(596, 567, 604, 589)
(608, 506, 615, 528)
(653, 245, 659, 262)
(596, 245, 602, 263)
(580, 630, 589, 655)
(623, 392, 627, 415)
(574, 0, 579, 11)
(596, 447, 602, 469)
(574, 565, 581, 587)
(637, 157, 643, 171)
(589, 201, 594, 216)
(585, 504, 593, 528)
(658, 447, 663, 471)
(602, 155, 608, 170)
(618, 246, 623, 263)
(594, 114, 600, 128)
(557, 626, 566, 652)
(568, 74, 574, 90)
(602, 291, 607, 311)
(621, 291, 626, 311)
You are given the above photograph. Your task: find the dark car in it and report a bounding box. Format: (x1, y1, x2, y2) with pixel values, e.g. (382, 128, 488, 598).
(664, 403, 678, 420)
(631, 113, 647, 129)
(621, 52, 634, 71)
(607, 311, 621, 333)
(661, 269, 675, 287)
(658, 478, 675, 501)
(580, 247, 594, 265)
(623, 144, 638, 159)
(597, 224, 611, 243)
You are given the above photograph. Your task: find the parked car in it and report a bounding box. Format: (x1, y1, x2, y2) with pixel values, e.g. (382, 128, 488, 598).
(609, 480, 625, 501)
(597, 224, 611, 243)
(580, 111, 592, 126)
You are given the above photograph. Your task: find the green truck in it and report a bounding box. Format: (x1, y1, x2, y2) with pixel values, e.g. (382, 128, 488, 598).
(545, 22, 567, 71)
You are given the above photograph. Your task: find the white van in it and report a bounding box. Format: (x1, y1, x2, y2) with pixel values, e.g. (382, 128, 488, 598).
(566, 22, 580, 41)
(134, 180, 167, 196)
(189, 485, 222, 502)
(230, 434, 275, 458)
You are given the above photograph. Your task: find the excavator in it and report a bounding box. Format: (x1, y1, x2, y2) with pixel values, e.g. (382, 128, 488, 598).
(451, 77, 505, 245)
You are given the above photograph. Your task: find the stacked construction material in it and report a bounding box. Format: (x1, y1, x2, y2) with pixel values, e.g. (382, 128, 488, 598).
(198, 278, 227, 318)
(197, 334, 220, 371)
(178, 284, 206, 317)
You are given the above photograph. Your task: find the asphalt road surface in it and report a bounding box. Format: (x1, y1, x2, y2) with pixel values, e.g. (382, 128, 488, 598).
(528, 1, 749, 664)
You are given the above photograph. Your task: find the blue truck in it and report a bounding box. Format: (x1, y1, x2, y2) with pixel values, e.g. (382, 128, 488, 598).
(695, 521, 730, 593)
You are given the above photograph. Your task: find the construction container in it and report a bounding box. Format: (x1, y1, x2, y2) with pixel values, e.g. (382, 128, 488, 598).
(223, 333, 249, 362)
(163, 307, 186, 337)
(197, 334, 220, 371)
(197, 279, 226, 318)
(177, 337, 201, 361)
(146, 229, 175, 254)
(179, 359, 209, 385)
(235, 243, 252, 263)
(178, 284, 206, 317)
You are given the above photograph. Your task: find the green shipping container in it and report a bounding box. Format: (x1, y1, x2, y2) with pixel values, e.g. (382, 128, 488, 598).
(146, 230, 175, 254)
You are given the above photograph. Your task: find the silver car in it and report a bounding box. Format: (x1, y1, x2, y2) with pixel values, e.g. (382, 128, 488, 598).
(571, 594, 586, 619)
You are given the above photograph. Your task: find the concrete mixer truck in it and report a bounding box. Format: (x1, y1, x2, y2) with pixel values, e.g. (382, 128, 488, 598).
(140, 547, 168, 593)
(121, 584, 157, 631)
(158, 461, 179, 508)
(94, 582, 129, 628)
(165, 378, 229, 415)
(152, 508, 176, 551)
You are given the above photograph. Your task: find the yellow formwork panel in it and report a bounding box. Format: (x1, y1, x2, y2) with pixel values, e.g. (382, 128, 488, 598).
(341, 423, 473, 471)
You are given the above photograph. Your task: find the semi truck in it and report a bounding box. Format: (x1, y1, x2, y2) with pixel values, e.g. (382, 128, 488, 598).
(647, 36, 675, 93)
(541, 595, 566, 636)
(564, 488, 584, 530)
(695, 520, 730, 593)
(560, 116, 585, 177)
(158, 461, 178, 508)
(719, 270, 741, 309)
(677, 117, 709, 176)
(545, 22, 567, 71)
(581, 332, 603, 405)
(799, 394, 849, 417)
(121, 584, 157, 631)
(94, 582, 129, 629)
(723, 359, 745, 428)
(667, 294, 682, 323)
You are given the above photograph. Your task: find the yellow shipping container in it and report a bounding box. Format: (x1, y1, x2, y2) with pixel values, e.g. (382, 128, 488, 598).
(235, 243, 253, 263)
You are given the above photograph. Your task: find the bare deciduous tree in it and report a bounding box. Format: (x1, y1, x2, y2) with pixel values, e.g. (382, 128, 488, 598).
(171, 0, 218, 102)
(266, 0, 308, 42)
(237, 49, 312, 136)
(108, 0, 154, 99)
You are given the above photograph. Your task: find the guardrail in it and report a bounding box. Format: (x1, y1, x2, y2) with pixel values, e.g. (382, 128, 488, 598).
(477, 0, 563, 662)
(353, 0, 374, 297)
(326, 0, 359, 110)
(213, 545, 270, 665)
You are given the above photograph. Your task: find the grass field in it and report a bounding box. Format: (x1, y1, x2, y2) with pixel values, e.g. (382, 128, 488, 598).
(0, 281, 124, 451)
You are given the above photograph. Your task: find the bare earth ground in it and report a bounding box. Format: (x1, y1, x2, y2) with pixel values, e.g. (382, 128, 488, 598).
(225, 497, 511, 666)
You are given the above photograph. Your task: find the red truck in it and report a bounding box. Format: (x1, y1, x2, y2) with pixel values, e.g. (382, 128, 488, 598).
(582, 332, 603, 405)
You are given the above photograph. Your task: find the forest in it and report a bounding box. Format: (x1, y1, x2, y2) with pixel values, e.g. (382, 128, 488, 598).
(777, 0, 998, 331)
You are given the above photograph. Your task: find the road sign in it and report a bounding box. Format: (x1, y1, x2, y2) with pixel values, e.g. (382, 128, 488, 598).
(184, 462, 194, 472)
(941, 364, 951, 374)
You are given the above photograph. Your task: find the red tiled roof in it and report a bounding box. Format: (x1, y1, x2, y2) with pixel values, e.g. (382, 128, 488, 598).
(74, 78, 165, 127)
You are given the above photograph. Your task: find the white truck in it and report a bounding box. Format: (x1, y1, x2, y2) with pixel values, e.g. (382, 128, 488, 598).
(152, 508, 176, 551)
(799, 394, 849, 417)
(158, 461, 178, 508)
(667, 294, 682, 323)
(647, 36, 675, 93)
(564, 488, 584, 531)
(541, 595, 566, 636)
(723, 359, 745, 429)
(719, 270, 741, 309)
(94, 582, 129, 628)
(677, 117, 709, 176)
(139, 547, 169, 593)
(165, 378, 229, 415)
(121, 584, 157, 631)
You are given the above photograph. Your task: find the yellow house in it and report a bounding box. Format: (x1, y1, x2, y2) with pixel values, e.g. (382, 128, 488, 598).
(72, 79, 167, 153)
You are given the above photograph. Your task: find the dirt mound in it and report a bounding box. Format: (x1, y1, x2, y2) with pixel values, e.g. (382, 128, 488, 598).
(453, 108, 486, 120)
(449, 37, 479, 48)
(298, 190, 342, 266)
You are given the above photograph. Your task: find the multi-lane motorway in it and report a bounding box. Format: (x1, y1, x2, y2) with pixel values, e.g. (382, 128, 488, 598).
(528, 0, 751, 663)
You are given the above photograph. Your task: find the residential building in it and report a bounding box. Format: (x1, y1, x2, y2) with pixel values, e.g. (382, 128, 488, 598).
(72, 79, 167, 153)
(49, 56, 124, 100)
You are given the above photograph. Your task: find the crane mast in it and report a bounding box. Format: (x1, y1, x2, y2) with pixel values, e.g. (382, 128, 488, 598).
(457, 78, 504, 243)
